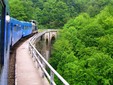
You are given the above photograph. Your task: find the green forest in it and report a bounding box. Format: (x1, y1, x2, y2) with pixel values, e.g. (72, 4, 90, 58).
(9, 0, 113, 85)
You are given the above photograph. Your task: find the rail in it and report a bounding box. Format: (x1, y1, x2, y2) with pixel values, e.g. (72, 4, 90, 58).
(29, 30, 69, 85)
(31, 29, 58, 43)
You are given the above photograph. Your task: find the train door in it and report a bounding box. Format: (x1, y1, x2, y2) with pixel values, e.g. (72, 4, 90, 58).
(5, 14, 10, 52)
(10, 23, 13, 46)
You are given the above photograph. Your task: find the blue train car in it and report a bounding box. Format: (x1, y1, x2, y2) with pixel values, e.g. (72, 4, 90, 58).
(0, 0, 10, 85)
(21, 21, 32, 37)
(10, 18, 22, 46)
(0, 1, 37, 85)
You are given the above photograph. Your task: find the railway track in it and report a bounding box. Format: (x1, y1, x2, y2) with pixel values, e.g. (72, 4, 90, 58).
(8, 32, 37, 85)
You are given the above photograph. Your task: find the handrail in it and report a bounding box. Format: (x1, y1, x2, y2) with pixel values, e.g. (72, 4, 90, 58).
(29, 30, 69, 85)
(31, 30, 58, 43)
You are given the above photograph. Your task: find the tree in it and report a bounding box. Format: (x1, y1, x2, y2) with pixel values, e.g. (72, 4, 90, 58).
(63, 13, 91, 30)
(50, 4, 113, 85)
(9, 0, 35, 21)
(21, 0, 35, 21)
(9, 0, 26, 20)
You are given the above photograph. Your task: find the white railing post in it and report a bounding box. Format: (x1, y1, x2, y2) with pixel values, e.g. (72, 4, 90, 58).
(50, 71, 54, 85)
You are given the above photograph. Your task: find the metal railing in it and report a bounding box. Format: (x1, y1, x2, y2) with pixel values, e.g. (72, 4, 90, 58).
(30, 30, 58, 44)
(29, 30, 69, 85)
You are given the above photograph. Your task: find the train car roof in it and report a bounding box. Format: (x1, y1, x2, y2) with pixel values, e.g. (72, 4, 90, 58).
(21, 21, 31, 23)
(10, 17, 18, 22)
(21, 21, 32, 25)
(10, 17, 21, 25)
(30, 20, 37, 24)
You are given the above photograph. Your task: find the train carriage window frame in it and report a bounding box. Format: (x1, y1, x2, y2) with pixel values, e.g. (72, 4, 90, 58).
(0, 0, 5, 73)
(13, 25, 16, 31)
(0, 0, 2, 73)
(14, 24, 19, 31)
(18, 24, 21, 31)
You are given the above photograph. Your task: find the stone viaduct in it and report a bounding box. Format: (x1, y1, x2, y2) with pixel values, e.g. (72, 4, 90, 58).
(32, 29, 58, 61)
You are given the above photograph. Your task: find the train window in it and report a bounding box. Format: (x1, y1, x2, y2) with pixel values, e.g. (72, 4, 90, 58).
(18, 25, 21, 31)
(24, 26, 25, 29)
(14, 25, 17, 31)
(23, 26, 25, 29)
(13, 24, 18, 31)
(24, 26, 28, 30)
(24, 26, 27, 30)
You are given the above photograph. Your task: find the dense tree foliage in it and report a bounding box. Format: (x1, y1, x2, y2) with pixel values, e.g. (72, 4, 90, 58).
(9, 0, 113, 84)
(9, 0, 36, 21)
(9, 0, 113, 29)
(50, 4, 113, 85)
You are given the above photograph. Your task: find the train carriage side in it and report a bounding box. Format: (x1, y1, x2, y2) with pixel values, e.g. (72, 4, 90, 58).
(0, 0, 10, 85)
(10, 18, 22, 46)
(21, 21, 32, 37)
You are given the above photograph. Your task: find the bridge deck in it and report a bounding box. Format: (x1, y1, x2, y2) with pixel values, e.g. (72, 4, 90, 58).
(15, 38, 49, 85)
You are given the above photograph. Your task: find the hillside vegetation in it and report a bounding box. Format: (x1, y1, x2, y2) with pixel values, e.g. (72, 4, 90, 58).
(50, 3, 113, 85)
(9, 0, 113, 29)
(9, 0, 113, 84)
